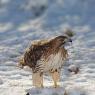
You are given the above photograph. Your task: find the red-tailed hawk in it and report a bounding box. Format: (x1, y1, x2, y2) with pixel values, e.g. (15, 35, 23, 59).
(18, 30, 74, 88)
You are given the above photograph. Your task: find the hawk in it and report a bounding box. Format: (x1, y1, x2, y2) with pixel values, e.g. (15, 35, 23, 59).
(18, 30, 74, 88)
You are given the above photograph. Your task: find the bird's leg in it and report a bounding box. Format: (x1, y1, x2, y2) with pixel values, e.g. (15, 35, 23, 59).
(50, 69, 60, 88)
(32, 72, 43, 88)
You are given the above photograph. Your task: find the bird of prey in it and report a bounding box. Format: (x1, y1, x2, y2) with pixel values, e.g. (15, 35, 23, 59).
(18, 30, 74, 88)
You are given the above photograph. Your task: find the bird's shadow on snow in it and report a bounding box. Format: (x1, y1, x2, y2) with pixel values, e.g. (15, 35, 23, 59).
(25, 87, 65, 95)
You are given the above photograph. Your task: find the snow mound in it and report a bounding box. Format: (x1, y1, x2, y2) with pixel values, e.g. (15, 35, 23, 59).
(26, 87, 65, 95)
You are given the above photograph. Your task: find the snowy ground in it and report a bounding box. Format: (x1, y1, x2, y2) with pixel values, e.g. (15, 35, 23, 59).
(0, 0, 95, 95)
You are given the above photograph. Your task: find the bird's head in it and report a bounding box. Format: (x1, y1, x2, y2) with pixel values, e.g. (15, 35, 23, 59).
(54, 36, 72, 48)
(54, 29, 74, 48)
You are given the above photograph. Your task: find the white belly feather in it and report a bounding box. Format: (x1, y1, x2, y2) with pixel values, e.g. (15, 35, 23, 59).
(37, 52, 65, 72)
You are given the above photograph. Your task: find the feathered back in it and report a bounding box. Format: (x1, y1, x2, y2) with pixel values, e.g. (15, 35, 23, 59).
(19, 35, 69, 69)
(23, 39, 53, 68)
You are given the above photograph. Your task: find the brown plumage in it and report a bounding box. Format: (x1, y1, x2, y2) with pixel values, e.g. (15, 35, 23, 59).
(18, 32, 73, 88)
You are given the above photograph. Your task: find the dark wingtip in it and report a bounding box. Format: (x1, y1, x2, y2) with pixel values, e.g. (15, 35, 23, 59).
(69, 39, 72, 43)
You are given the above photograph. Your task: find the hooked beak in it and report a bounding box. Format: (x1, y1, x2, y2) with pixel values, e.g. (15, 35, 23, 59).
(63, 38, 72, 47)
(68, 38, 72, 43)
(65, 37, 72, 43)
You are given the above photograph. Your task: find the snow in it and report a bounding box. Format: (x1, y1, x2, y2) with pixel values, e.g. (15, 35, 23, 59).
(0, 0, 95, 95)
